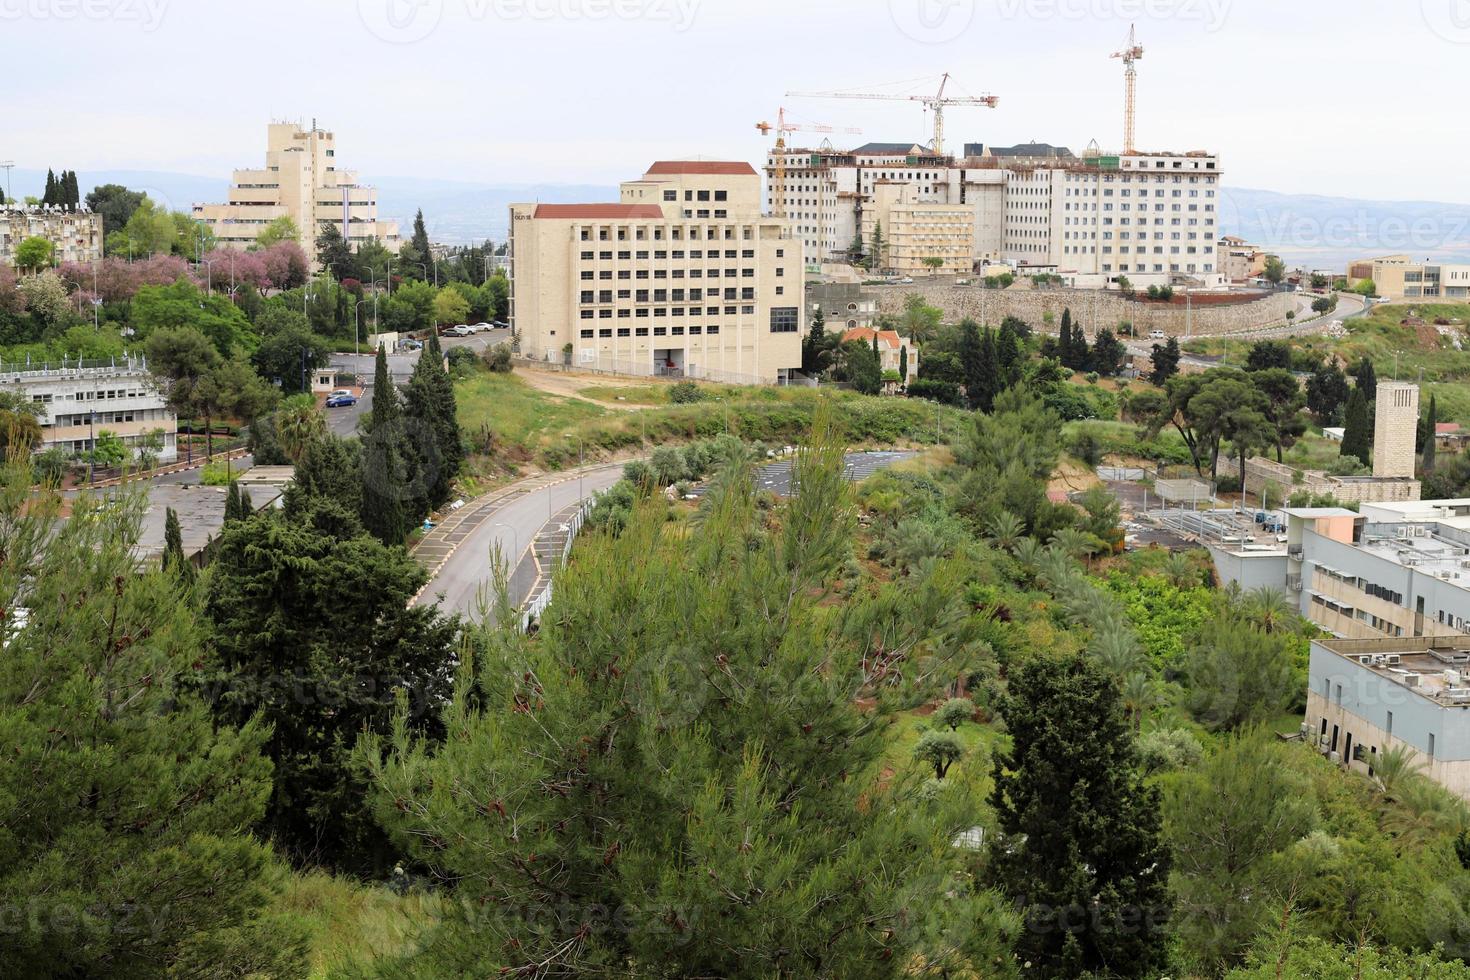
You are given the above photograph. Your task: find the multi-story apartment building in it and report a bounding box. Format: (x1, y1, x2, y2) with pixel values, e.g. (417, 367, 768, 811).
(862, 181, 974, 276)
(1351, 255, 1470, 301)
(193, 121, 400, 258)
(808, 282, 878, 332)
(1, 206, 103, 267)
(766, 142, 1222, 288)
(1216, 235, 1270, 283)
(1306, 634, 1470, 798)
(508, 161, 804, 384)
(2, 356, 177, 461)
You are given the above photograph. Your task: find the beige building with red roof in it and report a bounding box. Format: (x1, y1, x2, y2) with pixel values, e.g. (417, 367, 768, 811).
(508, 161, 803, 384)
(839, 326, 917, 386)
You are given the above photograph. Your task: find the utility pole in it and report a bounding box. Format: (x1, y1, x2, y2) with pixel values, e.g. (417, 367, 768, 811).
(0, 161, 12, 207)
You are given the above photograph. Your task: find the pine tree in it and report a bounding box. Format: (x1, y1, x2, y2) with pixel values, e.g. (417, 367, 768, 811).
(989, 652, 1172, 978)
(1423, 393, 1438, 473)
(0, 468, 306, 976)
(405, 331, 463, 508)
(1340, 387, 1371, 467)
(1089, 328, 1126, 377)
(1150, 336, 1181, 386)
(355, 418, 1010, 976)
(869, 220, 885, 272)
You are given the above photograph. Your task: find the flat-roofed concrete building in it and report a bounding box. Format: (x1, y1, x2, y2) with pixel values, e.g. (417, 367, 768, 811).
(193, 121, 400, 258)
(1352, 255, 1470, 301)
(2, 355, 177, 461)
(862, 181, 974, 276)
(767, 141, 1223, 288)
(508, 161, 803, 384)
(2, 205, 103, 267)
(1308, 635, 1470, 798)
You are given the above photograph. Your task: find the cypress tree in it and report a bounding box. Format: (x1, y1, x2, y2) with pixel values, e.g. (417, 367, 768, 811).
(975, 327, 1001, 413)
(362, 345, 410, 544)
(405, 331, 462, 508)
(1423, 393, 1438, 473)
(163, 505, 186, 576)
(989, 652, 1172, 978)
(42, 169, 56, 206)
(224, 482, 240, 524)
(959, 317, 984, 411)
(997, 320, 1022, 386)
(898, 344, 908, 384)
(411, 209, 432, 268)
(1058, 309, 1074, 369)
(1354, 357, 1377, 403)
(1341, 387, 1371, 467)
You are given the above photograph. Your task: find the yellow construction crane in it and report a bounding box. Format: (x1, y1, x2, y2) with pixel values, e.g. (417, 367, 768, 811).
(756, 107, 860, 220)
(785, 73, 997, 157)
(1111, 24, 1144, 154)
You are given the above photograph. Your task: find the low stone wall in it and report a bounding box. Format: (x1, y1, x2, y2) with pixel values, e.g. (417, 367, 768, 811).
(872, 283, 1296, 336)
(1242, 456, 1420, 505)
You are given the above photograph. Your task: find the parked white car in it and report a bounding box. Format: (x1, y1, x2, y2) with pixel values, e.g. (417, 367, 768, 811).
(446, 324, 474, 337)
(470, 322, 493, 332)
(1148, 329, 1167, 340)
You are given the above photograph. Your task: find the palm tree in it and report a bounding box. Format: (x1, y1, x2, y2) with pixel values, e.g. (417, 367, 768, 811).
(1373, 743, 1425, 798)
(985, 510, 1025, 554)
(1036, 546, 1078, 591)
(275, 394, 327, 463)
(1012, 537, 1045, 584)
(1092, 627, 1143, 679)
(1161, 552, 1197, 589)
(1245, 586, 1295, 635)
(1050, 528, 1097, 562)
(1120, 670, 1157, 731)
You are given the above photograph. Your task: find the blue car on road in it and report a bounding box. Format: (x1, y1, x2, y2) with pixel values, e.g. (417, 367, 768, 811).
(325, 389, 359, 408)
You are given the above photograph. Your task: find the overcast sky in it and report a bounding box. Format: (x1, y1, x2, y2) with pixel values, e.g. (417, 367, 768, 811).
(6, 0, 1469, 201)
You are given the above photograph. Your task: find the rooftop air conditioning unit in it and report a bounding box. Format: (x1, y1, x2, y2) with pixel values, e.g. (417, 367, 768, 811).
(1384, 654, 1402, 665)
(1448, 688, 1470, 700)
(1329, 751, 1341, 763)
(1358, 654, 1376, 665)
(1300, 722, 1312, 737)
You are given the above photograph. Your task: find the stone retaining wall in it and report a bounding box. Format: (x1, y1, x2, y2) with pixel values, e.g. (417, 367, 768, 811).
(872, 284, 1296, 336)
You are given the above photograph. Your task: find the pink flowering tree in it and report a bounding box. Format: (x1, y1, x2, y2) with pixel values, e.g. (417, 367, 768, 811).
(259, 242, 310, 291)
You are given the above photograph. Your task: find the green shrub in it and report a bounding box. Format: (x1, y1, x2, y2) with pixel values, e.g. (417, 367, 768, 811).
(668, 381, 706, 404)
(200, 460, 239, 486)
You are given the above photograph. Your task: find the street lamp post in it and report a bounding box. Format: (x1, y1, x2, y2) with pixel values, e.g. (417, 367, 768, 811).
(199, 260, 213, 298)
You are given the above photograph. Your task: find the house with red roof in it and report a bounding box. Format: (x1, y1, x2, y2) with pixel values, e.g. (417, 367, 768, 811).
(839, 326, 917, 388)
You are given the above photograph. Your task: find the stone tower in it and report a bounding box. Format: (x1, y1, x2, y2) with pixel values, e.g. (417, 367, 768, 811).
(1373, 381, 1420, 478)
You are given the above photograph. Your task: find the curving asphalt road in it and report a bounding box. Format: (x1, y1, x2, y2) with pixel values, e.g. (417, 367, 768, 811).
(412, 463, 625, 619)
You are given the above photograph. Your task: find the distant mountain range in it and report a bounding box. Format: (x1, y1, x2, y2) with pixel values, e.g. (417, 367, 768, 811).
(13, 167, 1470, 270)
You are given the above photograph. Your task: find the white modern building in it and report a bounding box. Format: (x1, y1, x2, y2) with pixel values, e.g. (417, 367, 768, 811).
(2, 356, 177, 462)
(766, 141, 1222, 288)
(193, 120, 400, 258)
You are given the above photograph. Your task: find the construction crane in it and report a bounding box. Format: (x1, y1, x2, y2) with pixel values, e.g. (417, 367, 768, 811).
(785, 73, 997, 157)
(1110, 24, 1145, 154)
(756, 107, 860, 219)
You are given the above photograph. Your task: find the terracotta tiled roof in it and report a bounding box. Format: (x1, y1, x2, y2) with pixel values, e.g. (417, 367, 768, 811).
(532, 204, 665, 219)
(840, 327, 904, 350)
(645, 161, 757, 176)
(1437, 422, 1463, 435)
